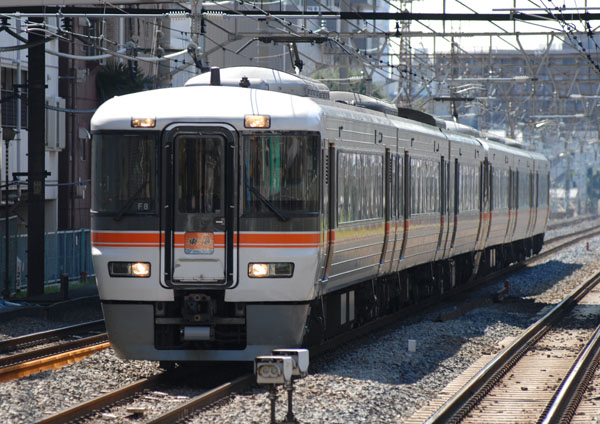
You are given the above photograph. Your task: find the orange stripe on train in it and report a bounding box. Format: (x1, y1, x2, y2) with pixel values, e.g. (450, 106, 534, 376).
(92, 231, 320, 247)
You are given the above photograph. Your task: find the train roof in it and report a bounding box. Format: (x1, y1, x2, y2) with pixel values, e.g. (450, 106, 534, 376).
(91, 84, 323, 132)
(185, 66, 330, 99)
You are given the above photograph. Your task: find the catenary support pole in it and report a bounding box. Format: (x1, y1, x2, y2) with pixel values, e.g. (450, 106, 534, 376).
(27, 16, 46, 297)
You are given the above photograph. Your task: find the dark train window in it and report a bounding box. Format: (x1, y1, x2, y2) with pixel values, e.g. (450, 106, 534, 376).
(244, 133, 320, 215)
(492, 167, 509, 209)
(458, 163, 480, 212)
(176, 135, 224, 214)
(92, 133, 157, 215)
(337, 151, 384, 223)
(410, 157, 440, 215)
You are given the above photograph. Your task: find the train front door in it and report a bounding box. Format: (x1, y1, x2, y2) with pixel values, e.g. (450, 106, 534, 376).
(163, 126, 235, 288)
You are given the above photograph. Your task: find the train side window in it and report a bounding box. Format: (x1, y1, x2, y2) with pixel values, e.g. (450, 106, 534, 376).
(492, 167, 509, 210)
(518, 170, 530, 208)
(410, 157, 440, 215)
(458, 163, 480, 212)
(337, 151, 383, 223)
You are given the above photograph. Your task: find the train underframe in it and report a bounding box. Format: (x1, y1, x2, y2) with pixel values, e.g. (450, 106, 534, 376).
(304, 233, 545, 346)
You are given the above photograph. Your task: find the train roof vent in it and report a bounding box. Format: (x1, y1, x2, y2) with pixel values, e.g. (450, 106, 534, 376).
(397, 107, 438, 127)
(443, 120, 482, 137)
(483, 132, 523, 148)
(330, 91, 398, 115)
(185, 66, 330, 99)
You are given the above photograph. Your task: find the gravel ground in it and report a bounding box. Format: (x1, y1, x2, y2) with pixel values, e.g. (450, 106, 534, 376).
(188, 233, 600, 424)
(0, 220, 599, 423)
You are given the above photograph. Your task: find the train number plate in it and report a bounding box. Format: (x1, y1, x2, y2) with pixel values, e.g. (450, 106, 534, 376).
(184, 232, 214, 254)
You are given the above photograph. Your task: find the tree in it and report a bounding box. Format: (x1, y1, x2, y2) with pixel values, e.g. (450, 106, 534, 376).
(96, 61, 153, 103)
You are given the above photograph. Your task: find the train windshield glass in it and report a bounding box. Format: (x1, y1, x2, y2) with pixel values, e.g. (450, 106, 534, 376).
(244, 133, 319, 215)
(91, 133, 157, 215)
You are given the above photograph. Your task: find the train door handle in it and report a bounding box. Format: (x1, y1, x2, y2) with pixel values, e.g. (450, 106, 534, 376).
(214, 218, 225, 225)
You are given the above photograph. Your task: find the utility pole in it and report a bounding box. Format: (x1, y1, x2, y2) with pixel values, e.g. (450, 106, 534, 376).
(0, 85, 4, 299)
(27, 16, 46, 297)
(397, 0, 414, 107)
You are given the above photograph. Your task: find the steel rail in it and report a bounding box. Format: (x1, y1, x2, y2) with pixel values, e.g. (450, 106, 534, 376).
(542, 226, 600, 254)
(0, 333, 109, 368)
(147, 374, 255, 424)
(546, 215, 596, 231)
(0, 339, 111, 383)
(541, 323, 600, 424)
(36, 373, 169, 424)
(0, 319, 105, 353)
(424, 271, 600, 424)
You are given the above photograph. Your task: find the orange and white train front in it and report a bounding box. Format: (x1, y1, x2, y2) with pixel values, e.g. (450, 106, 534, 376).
(90, 71, 327, 362)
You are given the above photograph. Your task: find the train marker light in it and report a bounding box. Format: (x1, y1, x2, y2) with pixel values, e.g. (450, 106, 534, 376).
(255, 355, 295, 424)
(271, 349, 309, 423)
(244, 115, 270, 128)
(255, 355, 293, 385)
(108, 261, 151, 278)
(248, 262, 294, 278)
(272, 348, 309, 377)
(131, 117, 156, 128)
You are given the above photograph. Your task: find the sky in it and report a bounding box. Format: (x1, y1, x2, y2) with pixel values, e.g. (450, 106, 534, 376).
(401, 0, 600, 53)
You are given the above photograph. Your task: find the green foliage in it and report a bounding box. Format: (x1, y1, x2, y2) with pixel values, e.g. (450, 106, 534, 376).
(96, 61, 153, 103)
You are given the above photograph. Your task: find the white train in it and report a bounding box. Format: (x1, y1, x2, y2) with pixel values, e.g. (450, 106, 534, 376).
(90, 66, 549, 362)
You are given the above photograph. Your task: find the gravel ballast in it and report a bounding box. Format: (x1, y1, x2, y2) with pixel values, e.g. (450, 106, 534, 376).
(0, 227, 599, 423)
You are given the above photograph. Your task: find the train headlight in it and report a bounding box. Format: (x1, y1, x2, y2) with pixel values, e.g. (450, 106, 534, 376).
(131, 262, 151, 277)
(131, 117, 156, 128)
(248, 262, 294, 278)
(244, 115, 270, 128)
(109, 261, 151, 278)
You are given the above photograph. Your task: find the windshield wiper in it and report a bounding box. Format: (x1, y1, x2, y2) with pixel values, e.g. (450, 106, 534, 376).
(114, 180, 148, 222)
(246, 185, 289, 222)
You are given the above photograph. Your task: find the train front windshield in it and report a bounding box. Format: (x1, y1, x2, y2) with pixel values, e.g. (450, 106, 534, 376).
(244, 133, 320, 216)
(91, 133, 157, 216)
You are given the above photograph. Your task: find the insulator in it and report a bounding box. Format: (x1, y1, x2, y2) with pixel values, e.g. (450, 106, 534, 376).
(167, 11, 189, 20)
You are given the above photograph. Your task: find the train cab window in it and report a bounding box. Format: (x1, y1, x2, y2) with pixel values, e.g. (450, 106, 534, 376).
(91, 133, 157, 215)
(244, 133, 320, 215)
(176, 135, 224, 214)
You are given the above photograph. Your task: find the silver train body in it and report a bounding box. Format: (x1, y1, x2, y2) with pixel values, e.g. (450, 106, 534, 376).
(90, 67, 549, 362)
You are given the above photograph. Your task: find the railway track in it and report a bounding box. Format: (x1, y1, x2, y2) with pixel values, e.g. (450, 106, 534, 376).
(31, 223, 600, 423)
(37, 368, 254, 424)
(421, 271, 600, 423)
(0, 320, 108, 382)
